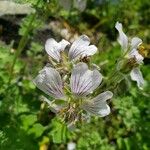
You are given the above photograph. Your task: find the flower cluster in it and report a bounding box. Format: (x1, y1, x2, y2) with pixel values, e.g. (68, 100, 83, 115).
(33, 22, 146, 128)
(115, 22, 145, 89)
(33, 35, 113, 128)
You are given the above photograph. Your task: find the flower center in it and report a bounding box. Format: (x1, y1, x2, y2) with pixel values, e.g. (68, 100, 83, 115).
(137, 44, 149, 58)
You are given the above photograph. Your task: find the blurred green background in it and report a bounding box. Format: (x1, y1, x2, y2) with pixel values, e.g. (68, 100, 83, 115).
(0, 0, 150, 149)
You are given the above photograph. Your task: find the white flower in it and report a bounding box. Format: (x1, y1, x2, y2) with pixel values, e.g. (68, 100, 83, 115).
(115, 22, 145, 89)
(115, 22, 143, 62)
(45, 35, 97, 62)
(45, 38, 70, 62)
(33, 62, 113, 117)
(130, 67, 145, 89)
(67, 142, 76, 150)
(68, 35, 97, 60)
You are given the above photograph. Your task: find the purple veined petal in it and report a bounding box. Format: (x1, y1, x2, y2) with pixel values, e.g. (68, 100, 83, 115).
(68, 35, 97, 60)
(81, 91, 113, 117)
(115, 22, 128, 52)
(69, 35, 90, 60)
(131, 37, 142, 50)
(130, 67, 145, 89)
(70, 62, 102, 97)
(70, 62, 88, 94)
(91, 91, 113, 104)
(45, 39, 60, 62)
(33, 66, 65, 99)
(128, 49, 144, 64)
(45, 38, 70, 62)
(74, 0, 87, 12)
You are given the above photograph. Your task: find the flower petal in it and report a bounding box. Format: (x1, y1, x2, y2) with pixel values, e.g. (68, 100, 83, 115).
(130, 67, 145, 89)
(60, 39, 70, 51)
(68, 35, 97, 60)
(81, 45, 97, 58)
(70, 62, 102, 97)
(129, 37, 143, 64)
(33, 66, 65, 99)
(45, 38, 70, 62)
(131, 37, 142, 50)
(115, 22, 128, 52)
(82, 91, 113, 117)
(128, 49, 144, 64)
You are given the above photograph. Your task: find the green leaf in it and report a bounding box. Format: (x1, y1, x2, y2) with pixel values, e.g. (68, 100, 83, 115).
(28, 123, 45, 138)
(77, 137, 89, 149)
(49, 119, 67, 143)
(20, 114, 37, 130)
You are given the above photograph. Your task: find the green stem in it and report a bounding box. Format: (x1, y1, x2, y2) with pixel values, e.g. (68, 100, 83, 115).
(107, 71, 124, 88)
(8, 0, 41, 84)
(96, 68, 124, 94)
(61, 123, 67, 142)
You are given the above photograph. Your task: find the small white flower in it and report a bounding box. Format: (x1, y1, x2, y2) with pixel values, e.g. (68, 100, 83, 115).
(115, 22, 143, 63)
(45, 35, 97, 62)
(68, 35, 97, 60)
(45, 38, 70, 62)
(33, 62, 113, 117)
(71, 63, 112, 117)
(67, 142, 76, 150)
(130, 67, 145, 89)
(115, 22, 145, 89)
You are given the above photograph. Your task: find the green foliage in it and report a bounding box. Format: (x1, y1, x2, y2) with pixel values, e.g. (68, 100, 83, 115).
(19, 15, 43, 36)
(0, 0, 150, 149)
(49, 118, 67, 143)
